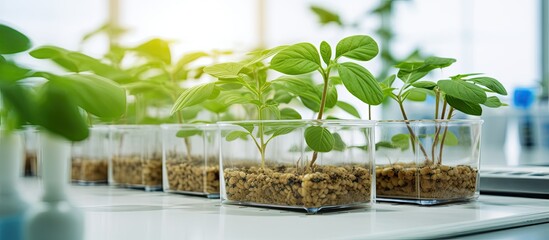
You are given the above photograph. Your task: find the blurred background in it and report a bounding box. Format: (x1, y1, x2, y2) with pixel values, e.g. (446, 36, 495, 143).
(1, 0, 548, 166)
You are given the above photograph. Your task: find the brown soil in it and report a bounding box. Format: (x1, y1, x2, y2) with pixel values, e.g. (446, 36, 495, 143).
(166, 156, 219, 194)
(112, 156, 162, 187)
(24, 152, 37, 176)
(71, 158, 108, 182)
(376, 163, 477, 200)
(224, 164, 372, 209)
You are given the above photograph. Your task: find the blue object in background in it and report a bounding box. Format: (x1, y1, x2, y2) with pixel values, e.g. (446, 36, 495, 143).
(513, 88, 537, 148)
(0, 213, 25, 240)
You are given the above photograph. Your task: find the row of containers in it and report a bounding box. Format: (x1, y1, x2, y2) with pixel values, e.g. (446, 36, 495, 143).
(22, 120, 482, 213)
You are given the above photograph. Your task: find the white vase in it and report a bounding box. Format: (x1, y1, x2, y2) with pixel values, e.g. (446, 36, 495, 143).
(25, 132, 83, 240)
(0, 131, 27, 240)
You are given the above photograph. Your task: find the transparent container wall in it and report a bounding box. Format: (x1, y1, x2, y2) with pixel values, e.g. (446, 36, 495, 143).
(219, 120, 375, 214)
(375, 120, 482, 205)
(71, 126, 110, 184)
(22, 126, 38, 177)
(110, 125, 162, 191)
(162, 124, 219, 198)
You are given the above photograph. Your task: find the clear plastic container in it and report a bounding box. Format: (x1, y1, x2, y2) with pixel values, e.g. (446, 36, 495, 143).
(375, 120, 482, 205)
(162, 124, 219, 198)
(109, 125, 162, 191)
(71, 126, 110, 185)
(218, 120, 375, 214)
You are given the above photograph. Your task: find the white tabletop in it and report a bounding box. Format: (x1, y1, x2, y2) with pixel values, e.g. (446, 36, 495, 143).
(18, 178, 549, 240)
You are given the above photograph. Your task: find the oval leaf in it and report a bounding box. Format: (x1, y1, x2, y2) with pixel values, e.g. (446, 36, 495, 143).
(320, 41, 332, 65)
(483, 96, 504, 108)
(280, 108, 302, 120)
(304, 126, 334, 152)
(37, 73, 126, 119)
(0, 24, 31, 54)
(412, 81, 437, 90)
(446, 95, 482, 116)
(335, 35, 378, 61)
(271, 43, 320, 75)
(171, 83, 216, 115)
(337, 62, 384, 105)
(336, 101, 361, 119)
(132, 38, 171, 64)
(438, 80, 487, 104)
(469, 77, 507, 95)
(225, 131, 249, 141)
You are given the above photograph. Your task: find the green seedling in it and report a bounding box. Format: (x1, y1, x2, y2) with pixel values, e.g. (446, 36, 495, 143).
(203, 35, 383, 169)
(270, 35, 384, 167)
(382, 56, 508, 164)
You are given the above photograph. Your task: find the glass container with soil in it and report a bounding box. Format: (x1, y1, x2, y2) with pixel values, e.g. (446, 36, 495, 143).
(109, 125, 162, 191)
(71, 126, 110, 185)
(162, 124, 219, 198)
(22, 126, 38, 177)
(218, 120, 375, 214)
(375, 120, 482, 205)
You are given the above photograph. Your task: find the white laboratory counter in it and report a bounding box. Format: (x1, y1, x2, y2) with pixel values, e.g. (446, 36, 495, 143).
(16, 178, 549, 240)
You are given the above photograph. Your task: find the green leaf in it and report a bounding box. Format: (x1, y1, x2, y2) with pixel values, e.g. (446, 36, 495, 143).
(280, 108, 302, 120)
(337, 62, 384, 105)
(265, 126, 299, 138)
(375, 141, 397, 150)
(176, 129, 203, 138)
(412, 81, 437, 90)
(404, 88, 432, 102)
(335, 35, 378, 61)
(171, 83, 216, 115)
(438, 80, 487, 104)
(469, 77, 507, 95)
(272, 76, 321, 103)
(225, 131, 249, 141)
(320, 41, 332, 65)
(132, 38, 171, 64)
(483, 96, 504, 108)
(310, 5, 343, 26)
(397, 68, 429, 84)
(0, 62, 31, 82)
(301, 97, 320, 112)
(329, 76, 342, 85)
(0, 24, 31, 54)
(424, 56, 456, 68)
(35, 73, 126, 119)
(440, 131, 459, 146)
(332, 132, 347, 151)
(236, 123, 255, 133)
(446, 95, 482, 116)
(325, 84, 338, 108)
(271, 43, 321, 75)
(36, 82, 89, 141)
(175, 51, 209, 69)
(304, 126, 334, 152)
(381, 74, 396, 88)
(391, 134, 410, 151)
(394, 61, 424, 71)
(0, 83, 37, 124)
(244, 45, 288, 67)
(204, 62, 245, 79)
(336, 101, 361, 118)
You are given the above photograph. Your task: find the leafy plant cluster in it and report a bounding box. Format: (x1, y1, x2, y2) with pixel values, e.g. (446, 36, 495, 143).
(381, 57, 508, 164)
(0, 24, 125, 141)
(169, 35, 384, 168)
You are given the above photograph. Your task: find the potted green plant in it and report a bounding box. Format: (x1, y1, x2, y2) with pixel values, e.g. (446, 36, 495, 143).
(0, 24, 125, 240)
(207, 35, 383, 213)
(376, 57, 507, 204)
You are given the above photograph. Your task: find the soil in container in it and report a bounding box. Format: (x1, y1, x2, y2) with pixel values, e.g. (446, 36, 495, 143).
(24, 152, 37, 176)
(166, 156, 219, 194)
(376, 162, 477, 199)
(224, 164, 371, 208)
(71, 158, 108, 183)
(112, 155, 162, 187)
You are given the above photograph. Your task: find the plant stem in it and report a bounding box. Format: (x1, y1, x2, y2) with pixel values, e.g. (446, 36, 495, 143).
(309, 68, 330, 168)
(438, 107, 454, 165)
(170, 72, 192, 162)
(368, 105, 372, 120)
(431, 90, 441, 162)
(397, 98, 430, 161)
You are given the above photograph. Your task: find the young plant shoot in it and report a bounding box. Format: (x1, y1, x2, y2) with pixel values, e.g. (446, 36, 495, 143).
(382, 56, 508, 164)
(270, 35, 384, 167)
